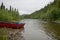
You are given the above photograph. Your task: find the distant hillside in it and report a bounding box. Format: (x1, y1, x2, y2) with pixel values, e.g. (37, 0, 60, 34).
(29, 0, 60, 21)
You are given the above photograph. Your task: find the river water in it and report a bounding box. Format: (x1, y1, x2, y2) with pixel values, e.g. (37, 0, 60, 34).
(0, 19, 59, 40)
(20, 19, 60, 40)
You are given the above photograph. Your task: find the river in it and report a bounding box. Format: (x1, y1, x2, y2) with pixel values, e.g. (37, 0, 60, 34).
(0, 19, 60, 40)
(20, 19, 60, 40)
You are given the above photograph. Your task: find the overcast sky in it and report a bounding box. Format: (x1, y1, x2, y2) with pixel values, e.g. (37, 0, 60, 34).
(0, 0, 54, 15)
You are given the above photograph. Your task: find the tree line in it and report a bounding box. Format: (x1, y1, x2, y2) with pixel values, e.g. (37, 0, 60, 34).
(0, 2, 23, 22)
(26, 0, 60, 21)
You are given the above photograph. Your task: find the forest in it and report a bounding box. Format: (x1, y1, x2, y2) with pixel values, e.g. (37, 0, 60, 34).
(25, 0, 60, 21)
(0, 2, 23, 22)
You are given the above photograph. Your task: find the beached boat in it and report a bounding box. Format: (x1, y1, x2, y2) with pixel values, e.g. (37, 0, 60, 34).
(0, 21, 25, 29)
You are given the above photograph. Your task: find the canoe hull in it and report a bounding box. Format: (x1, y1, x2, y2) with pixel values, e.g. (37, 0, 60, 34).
(0, 22, 25, 29)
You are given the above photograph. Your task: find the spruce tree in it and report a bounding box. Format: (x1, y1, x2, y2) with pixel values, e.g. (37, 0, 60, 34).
(1, 2, 5, 9)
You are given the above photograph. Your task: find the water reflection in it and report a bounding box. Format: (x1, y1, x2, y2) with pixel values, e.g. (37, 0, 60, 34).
(21, 19, 54, 40)
(17, 19, 60, 40)
(43, 22, 60, 40)
(6, 19, 60, 40)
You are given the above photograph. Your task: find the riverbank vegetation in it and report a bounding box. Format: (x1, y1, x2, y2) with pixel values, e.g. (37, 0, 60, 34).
(0, 2, 23, 22)
(0, 2, 23, 40)
(26, 0, 60, 22)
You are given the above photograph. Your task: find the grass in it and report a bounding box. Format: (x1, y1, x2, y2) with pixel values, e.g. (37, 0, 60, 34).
(0, 35, 8, 40)
(0, 28, 8, 40)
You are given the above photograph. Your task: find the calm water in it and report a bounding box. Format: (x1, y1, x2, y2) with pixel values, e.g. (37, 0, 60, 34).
(20, 19, 60, 40)
(1, 19, 60, 40)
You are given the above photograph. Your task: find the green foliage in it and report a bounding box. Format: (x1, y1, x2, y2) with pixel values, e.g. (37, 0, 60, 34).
(29, 0, 60, 21)
(0, 2, 22, 22)
(1, 2, 5, 9)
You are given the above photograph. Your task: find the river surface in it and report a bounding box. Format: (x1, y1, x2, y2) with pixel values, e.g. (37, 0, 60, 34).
(0, 19, 60, 40)
(20, 19, 60, 40)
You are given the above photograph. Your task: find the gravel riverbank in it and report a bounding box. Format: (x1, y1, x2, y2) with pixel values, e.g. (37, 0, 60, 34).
(0, 28, 24, 40)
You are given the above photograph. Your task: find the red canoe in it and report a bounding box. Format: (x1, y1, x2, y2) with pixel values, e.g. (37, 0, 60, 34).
(0, 21, 25, 29)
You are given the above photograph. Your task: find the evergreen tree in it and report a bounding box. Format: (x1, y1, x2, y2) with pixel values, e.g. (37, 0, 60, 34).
(0, 2, 23, 22)
(1, 2, 5, 9)
(10, 5, 12, 11)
